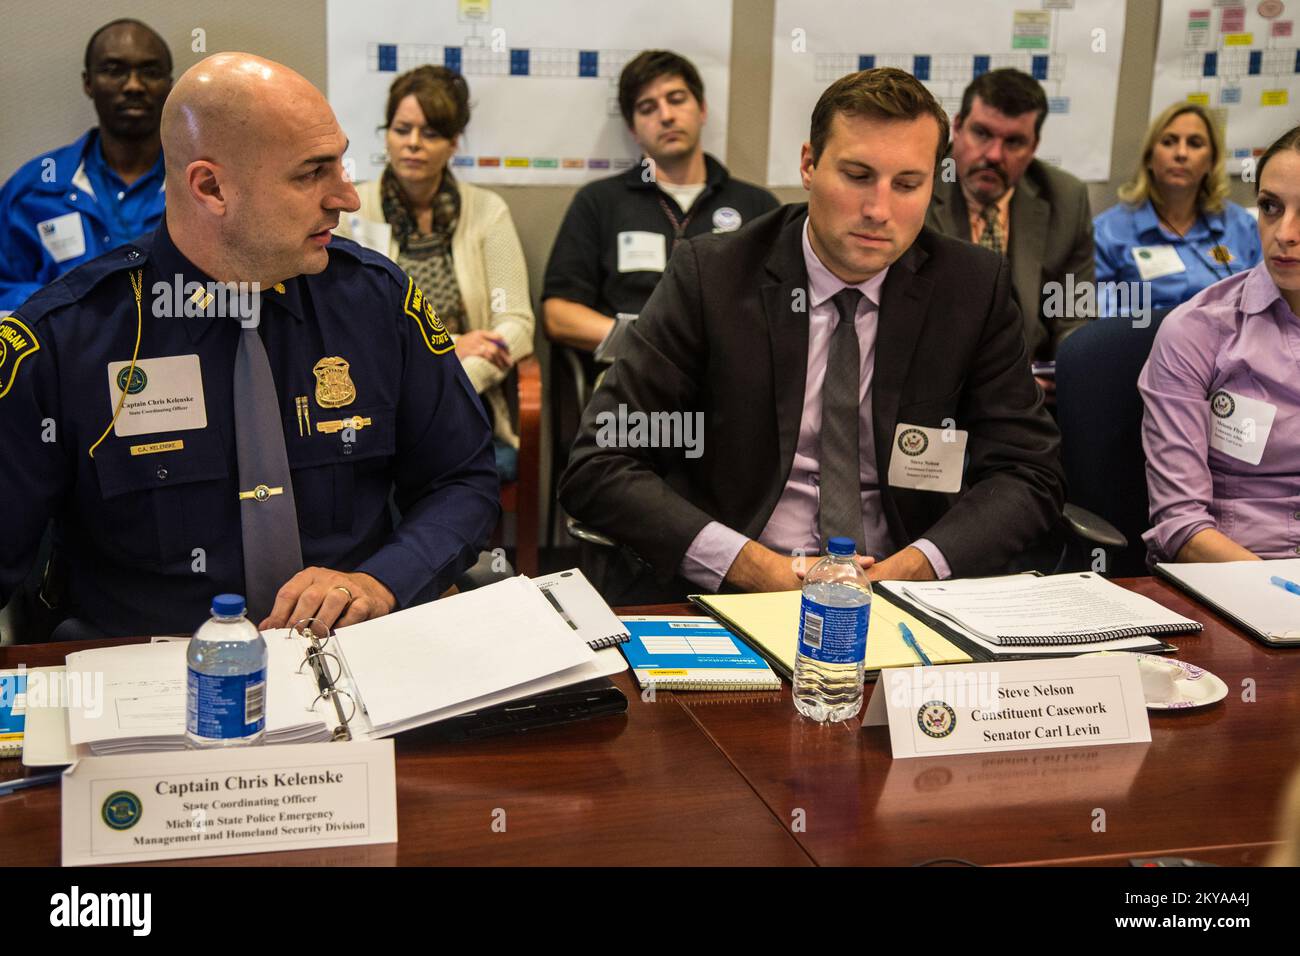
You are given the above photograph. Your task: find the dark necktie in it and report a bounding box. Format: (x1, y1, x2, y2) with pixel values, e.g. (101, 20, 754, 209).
(979, 204, 1004, 255)
(233, 312, 303, 620)
(818, 287, 865, 554)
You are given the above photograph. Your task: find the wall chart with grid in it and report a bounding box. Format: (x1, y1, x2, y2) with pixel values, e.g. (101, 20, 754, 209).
(328, 0, 732, 185)
(1152, 0, 1300, 172)
(767, 0, 1127, 186)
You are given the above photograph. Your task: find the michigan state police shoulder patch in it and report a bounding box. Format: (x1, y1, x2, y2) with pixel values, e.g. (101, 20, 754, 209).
(403, 276, 454, 355)
(0, 316, 41, 400)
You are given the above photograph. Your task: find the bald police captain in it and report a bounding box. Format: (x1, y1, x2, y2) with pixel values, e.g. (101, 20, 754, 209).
(0, 54, 499, 640)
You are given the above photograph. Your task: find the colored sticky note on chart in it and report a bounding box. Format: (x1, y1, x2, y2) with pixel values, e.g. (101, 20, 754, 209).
(1186, 92, 1211, 106)
(1012, 10, 1051, 49)
(1223, 33, 1254, 45)
(1261, 89, 1289, 106)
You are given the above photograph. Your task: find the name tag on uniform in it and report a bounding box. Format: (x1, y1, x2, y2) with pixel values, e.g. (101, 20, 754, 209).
(617, 231, 667, 273)
(887, 422, 968, 493)
(1208, 388, 1275, 465)
(37, 212, 87, 264)
(106, 354, 208, 437)
(1131, 244, 1186, 281)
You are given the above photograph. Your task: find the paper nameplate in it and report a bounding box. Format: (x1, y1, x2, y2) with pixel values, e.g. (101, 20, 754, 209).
(62, 740, 397, 865)
(862, 656, 1150, 758)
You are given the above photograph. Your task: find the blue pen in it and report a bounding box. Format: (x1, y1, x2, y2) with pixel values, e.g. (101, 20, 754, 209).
(0, 768, 64, 797)
(898, 622, 932, 666)
(1270, 576, 1300, 597)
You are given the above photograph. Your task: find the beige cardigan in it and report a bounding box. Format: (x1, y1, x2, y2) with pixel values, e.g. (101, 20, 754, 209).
(335, 178, 535, 447)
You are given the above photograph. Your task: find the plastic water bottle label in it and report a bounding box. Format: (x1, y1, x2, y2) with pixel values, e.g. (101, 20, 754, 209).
(798, 597, 869, 665)
(187, 667, 266, 739)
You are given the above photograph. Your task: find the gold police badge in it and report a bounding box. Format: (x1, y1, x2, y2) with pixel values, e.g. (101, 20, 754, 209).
(312, 356, 356, 409)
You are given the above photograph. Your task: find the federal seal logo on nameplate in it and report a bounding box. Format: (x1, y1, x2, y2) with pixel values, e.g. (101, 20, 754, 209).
(313, 356, 356, 408)
(898, 427, 929, 457)
(917, 701, 956, 738)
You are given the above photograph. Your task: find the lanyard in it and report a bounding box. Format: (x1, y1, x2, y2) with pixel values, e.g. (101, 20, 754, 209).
(658, 186, 713, 251)
(1157, 210, 1236, 283)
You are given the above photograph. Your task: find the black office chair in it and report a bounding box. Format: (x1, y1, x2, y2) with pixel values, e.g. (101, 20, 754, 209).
(1056, 310, 1172, 578)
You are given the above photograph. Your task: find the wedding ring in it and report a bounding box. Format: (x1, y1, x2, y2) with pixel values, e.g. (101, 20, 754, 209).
(332, 585, 354, 604)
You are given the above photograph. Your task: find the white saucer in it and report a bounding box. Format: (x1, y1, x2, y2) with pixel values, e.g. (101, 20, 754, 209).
(1139, 654, 1229, 710)
(1080, 652, 1228, 710)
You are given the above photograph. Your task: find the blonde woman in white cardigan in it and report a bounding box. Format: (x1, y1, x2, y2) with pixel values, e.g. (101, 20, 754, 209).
(335, 65, 534, 479)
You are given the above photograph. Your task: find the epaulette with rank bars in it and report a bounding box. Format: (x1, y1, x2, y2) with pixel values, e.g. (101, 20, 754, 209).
(10, 244, 150, 327)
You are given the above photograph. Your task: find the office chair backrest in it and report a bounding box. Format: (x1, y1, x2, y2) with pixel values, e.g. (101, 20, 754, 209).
(1055, 310, 1171, 577)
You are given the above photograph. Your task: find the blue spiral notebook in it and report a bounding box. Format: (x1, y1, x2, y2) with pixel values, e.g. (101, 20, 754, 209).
(0, 670, 27, 757)
(618, 616, 781, 691)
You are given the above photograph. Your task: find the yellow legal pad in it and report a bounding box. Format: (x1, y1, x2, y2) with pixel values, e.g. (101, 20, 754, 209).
(691, 590, 971, 679)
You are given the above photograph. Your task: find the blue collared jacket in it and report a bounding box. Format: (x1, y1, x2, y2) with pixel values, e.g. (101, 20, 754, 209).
(0, 130, 166, 313)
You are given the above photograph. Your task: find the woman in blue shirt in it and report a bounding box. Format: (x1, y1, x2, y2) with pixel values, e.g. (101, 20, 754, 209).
(1094, 102, 1261, 318)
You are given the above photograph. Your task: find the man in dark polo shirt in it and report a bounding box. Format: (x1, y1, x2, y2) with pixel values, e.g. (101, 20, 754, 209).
(542, 50, 778, 383)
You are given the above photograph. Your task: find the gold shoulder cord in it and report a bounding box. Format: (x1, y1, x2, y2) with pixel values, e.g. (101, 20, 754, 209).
(88, 269, 144, 459)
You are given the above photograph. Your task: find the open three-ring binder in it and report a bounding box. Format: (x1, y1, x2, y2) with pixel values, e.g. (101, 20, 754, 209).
(65, 576, 628, 755)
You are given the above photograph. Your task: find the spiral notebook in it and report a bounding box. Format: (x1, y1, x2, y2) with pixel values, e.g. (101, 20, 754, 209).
(0, 670, 25, 758)
(619, 616, 781, 691)
(534, 568, 630, 650)
(896, 572, 1202, 646)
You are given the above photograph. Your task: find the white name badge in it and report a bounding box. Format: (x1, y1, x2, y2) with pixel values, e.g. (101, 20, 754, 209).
(343, 213, 392, 256)
(106, 354, 208, 438)
(886, 422, 967, 493)
(617, 230, 667, 273)
(62, 740, 397, 865)
(862, 656, 1151, 759)
(1131, 244, 1186, 281)
(1208, 388, 1276, 465)
(37, 211, 87, 264)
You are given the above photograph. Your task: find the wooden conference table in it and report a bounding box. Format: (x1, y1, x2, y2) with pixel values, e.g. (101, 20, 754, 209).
(1, 577, 1297, 867)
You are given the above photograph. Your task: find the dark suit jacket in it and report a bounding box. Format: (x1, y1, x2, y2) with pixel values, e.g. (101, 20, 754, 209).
(559, 204, 1065, 601)
(926, 158, 1094, 359)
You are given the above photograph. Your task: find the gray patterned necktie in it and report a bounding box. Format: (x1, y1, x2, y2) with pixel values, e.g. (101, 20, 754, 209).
(233, 315, 303, 620)
(818, 287, 865, 554)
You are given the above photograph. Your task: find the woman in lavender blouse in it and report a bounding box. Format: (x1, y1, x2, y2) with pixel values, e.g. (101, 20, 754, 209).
(1139, 126, 1300, 563)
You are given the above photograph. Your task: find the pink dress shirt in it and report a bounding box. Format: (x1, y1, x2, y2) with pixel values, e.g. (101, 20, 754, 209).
(1139, 261, 1300, 561)
(679, 219, 952, 591)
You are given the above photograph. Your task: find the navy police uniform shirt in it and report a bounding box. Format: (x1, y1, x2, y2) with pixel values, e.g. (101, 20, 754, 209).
(0, 221, 500, 638)
(541, 153, 778, 379)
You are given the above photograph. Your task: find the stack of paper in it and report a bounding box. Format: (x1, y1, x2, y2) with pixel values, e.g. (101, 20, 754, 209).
(333, 576, 604, 736)
(895, 573, 1201, 646)
(66, 638, 333, 755)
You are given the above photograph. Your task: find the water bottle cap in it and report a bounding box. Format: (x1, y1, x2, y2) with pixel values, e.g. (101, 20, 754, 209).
(211, 594, 246, 617)
(826, 537, 857, 557)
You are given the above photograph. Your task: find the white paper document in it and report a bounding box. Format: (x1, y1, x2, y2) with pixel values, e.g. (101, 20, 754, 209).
(898, 573, 1201, 645)
(1157, 559, 1300, 644)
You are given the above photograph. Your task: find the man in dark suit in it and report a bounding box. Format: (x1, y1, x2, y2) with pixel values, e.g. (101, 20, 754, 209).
(925, 68, 1094, 395)
(560, 68, 1064, 602)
